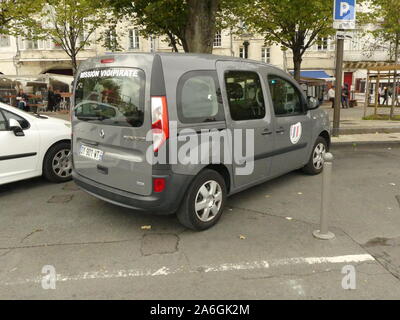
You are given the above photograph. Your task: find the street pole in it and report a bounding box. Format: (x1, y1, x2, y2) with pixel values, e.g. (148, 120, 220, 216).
(332, 31, 344, 137)
(313, 152, 335, 240)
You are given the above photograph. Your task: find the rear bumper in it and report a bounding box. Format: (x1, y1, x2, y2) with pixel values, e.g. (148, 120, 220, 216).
(73, 171, 193, 215)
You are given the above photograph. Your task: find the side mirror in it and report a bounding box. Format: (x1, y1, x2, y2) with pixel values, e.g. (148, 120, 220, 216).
(8, 118, 24, 137)
(307, 96, 320, 110)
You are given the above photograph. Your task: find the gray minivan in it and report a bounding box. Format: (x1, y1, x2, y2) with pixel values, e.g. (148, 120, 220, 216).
(72, 53, 330, 230)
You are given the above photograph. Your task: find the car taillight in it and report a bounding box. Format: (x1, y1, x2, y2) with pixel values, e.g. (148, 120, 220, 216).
(151, 96, 169, 152)
(101, 58, 115, 64)
(153, 178, 166, 193)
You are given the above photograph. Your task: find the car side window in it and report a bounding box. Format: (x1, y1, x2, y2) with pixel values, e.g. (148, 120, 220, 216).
(177, 71, 225, 123)
(0, 110, 7, 131)
(2, 109, 30, 130)
(224, 71, 266, 121)
(268, 75, 304, 116)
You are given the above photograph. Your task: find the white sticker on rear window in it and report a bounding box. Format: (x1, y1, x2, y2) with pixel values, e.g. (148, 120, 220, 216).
(79, 68, 140, 79)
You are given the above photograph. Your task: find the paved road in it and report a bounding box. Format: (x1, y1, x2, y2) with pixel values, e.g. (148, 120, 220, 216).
(0, 145, 399, 299)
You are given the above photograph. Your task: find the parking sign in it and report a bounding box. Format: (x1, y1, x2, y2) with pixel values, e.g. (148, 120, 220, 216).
(333, 0, 356, 29)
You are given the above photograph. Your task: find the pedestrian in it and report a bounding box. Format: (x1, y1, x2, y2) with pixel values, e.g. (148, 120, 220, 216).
(382, 87, 388, 105)
(328, 86, 335, 108)
(16, 89, 28, 111)
(378, 86, 383, 105)
(47, 86, 56, 112)
(54, 90, 62, 111)
(341, 85, 349, 109)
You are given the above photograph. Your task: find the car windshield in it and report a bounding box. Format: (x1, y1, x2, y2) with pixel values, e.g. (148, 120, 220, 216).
(74, 68, 145, 127)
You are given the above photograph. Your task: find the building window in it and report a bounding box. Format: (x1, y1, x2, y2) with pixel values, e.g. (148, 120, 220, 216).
(20, 39, 44, 50)
(78, 32, 90, 48)
(0, 35, 10, 47)
(105, 28, 118, 51)
(239, 47, 245, 58)
(213, 31, 222, 47)
(261, 47, 270, 63)
(129, 29, 140, 49)
(149, 35, 155, 52)
(52, 41, 63, 49)
(317, 37, 328, 51)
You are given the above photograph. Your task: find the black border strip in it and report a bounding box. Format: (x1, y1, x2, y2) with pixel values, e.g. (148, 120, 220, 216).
(0, 152, 37, 161)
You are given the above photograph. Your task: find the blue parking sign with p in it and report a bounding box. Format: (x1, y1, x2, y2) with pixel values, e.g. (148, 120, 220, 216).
(334, 0, 355, 20)
(333, 0, 356, 29)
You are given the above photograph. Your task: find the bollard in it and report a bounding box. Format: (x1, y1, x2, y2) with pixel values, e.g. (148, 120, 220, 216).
(313, 152, 335, 240)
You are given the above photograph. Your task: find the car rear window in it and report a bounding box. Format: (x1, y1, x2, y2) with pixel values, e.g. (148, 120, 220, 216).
(74, 67, 145, 127)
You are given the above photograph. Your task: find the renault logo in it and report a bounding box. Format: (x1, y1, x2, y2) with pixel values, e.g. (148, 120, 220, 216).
(99, 129, 105, 139)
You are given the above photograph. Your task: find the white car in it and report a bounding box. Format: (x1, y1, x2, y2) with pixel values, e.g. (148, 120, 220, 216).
(0, 102, 72, 185)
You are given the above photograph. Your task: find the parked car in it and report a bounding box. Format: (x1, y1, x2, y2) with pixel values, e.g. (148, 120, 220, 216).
(0, 103, 72, 185)
(72, 53, 330, 230)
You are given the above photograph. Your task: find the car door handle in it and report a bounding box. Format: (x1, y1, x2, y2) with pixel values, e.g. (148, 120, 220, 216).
(276, 127, 285, 134)
(261, 128, 273, 135)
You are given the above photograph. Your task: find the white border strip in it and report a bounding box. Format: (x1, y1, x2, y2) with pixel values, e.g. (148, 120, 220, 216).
(3, 254, 374, 286)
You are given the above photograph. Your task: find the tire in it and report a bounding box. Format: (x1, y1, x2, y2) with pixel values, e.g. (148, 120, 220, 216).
(177, 169, 227, 231)
(302, 136, 328, 175)
(43, 141, 73, 183)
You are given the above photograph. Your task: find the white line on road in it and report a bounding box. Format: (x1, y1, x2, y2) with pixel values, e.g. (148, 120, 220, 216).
(2, 253, 375, 286)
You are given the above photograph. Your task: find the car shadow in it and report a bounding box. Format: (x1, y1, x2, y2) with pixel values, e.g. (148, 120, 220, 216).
(0, 177, 52, 196)
(228, 170, 305, 202)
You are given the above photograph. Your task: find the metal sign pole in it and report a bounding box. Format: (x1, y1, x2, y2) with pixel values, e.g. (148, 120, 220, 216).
(332, 0, 356, 137)
(332, 32, 344, 137)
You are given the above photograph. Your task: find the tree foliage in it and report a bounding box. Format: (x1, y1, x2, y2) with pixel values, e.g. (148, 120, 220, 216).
(228, 0, 335, 81)
(358, 0, 400, 117)
(358, 0, 400, 63)
(30, 0, 109, 75)
(0, 0, 42, 35)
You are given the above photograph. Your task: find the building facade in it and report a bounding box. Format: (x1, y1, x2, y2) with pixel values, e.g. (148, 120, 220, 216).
(0, 16, 394, 101)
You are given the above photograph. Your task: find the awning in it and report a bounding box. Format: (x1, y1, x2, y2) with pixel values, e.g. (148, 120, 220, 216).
(290, 70, 334, 81)
(299, 77, 326, 86)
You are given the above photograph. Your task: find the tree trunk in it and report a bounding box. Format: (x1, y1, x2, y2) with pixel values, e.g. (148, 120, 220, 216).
(184, 0, 219, 53)
(292, 48, 303, 83)
(71, 54, 78, 77)
(167, 32, 179, 52)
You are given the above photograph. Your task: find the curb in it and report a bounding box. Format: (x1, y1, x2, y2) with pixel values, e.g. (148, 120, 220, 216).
(336, 127, 400, 135)
(331, 140, 400, 148)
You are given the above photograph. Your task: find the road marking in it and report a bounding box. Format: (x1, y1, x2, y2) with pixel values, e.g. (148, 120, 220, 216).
(2, 254, 375, 286)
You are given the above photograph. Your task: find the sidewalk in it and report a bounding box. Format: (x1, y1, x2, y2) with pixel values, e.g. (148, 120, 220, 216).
(321, 103, 400, 134)
(332, 132, 400, 146)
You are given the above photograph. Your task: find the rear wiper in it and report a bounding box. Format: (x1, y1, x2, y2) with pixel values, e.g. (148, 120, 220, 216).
(203, 117, 217, 123)
(76, 115, 110, 121)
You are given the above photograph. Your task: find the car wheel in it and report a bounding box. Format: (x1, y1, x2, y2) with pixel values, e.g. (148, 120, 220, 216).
(302, 136, 328, 175)
(43, 141, 72, 183)
(177, 169, 227, 231)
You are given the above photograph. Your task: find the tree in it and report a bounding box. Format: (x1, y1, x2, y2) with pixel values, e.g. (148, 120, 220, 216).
(0, 0, 41, 35)
(359, 0, 400, 117)
(229, 0, 335, 82)
(107, 0, 222, 54)
(29, 0, 108, 75)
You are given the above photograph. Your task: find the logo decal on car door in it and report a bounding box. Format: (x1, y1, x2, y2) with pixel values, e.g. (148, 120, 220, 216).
(290, 122, 302, 144)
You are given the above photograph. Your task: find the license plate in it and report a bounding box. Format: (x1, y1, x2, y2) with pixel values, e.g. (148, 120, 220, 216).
(80, 145, 104, 161)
